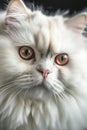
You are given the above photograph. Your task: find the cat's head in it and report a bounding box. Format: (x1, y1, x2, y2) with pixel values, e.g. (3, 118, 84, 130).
(0, 0, 87, 101)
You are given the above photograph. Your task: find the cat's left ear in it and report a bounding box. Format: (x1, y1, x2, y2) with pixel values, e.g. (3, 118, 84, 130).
(5, 0, 32, 25)
(65, 13, 87, 33)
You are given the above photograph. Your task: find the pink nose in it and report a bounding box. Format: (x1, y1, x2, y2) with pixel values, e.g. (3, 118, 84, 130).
(39, 69, 50, 78)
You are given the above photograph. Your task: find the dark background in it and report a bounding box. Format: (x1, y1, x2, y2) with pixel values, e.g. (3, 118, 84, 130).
(0, 0, 87, 14)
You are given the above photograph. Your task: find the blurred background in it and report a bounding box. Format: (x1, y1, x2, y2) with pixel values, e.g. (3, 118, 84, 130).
(0, 0, 87, 14)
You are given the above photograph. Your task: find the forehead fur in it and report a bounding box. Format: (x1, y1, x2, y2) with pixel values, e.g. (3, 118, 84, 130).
(5, 13, 61, 46)
(5, 10, 85, 57)
(3, 0, 87, 57)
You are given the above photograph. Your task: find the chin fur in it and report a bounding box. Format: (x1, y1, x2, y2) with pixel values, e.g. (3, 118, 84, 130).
(0, 79, 87, 130)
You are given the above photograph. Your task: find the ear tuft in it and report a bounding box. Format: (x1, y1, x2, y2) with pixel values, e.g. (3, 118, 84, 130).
(65, 13, 87, 33)
(5, 0, 32, 25)
(7, 0, 28, 15)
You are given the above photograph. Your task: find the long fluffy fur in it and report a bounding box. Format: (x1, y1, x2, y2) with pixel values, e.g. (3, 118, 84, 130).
(0, 0, 87, 130)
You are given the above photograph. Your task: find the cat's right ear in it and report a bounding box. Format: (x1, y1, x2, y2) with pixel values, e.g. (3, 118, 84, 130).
(5, 0, 32, 25)
(65, 13, 87, 33)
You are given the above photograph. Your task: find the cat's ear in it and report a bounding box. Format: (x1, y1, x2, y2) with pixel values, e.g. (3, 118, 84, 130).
(65, 13, 87, 33)
(5, 0, 32, 25)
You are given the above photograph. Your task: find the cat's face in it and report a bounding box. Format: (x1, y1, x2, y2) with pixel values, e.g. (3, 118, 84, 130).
(0, 0, 87, 101)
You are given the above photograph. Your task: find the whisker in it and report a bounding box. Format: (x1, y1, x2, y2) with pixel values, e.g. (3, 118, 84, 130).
(0, 73, 35, 92)
(53, 89, 65, 101)
(0, 83, 17, 96)
(49, 80, 64, 92)
(46, 77, 66, 101)
(49, 77, 65, 87)
(0, 73, 34, 86)
(0, 72, 42, 103)
(5, 88, 23, 108)
(23, 79, 42, 90)
(0, 88, 23, 117)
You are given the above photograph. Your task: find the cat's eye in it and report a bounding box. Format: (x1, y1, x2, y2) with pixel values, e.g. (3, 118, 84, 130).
(55, 53, 69, 66)
(19, 46, 35, 60)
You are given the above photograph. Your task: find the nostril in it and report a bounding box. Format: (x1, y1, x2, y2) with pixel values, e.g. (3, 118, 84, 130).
(38, 69, 50, 78)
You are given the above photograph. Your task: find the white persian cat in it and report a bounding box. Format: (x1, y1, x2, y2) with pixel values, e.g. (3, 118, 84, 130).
(0, 0, 87, 130)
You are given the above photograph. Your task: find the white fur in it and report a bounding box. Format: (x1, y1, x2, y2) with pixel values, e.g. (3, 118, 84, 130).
(0, 1, 87, 130)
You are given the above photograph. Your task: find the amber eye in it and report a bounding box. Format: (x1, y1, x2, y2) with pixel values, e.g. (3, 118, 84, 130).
(19, 46, 35, 60)
(55, 53, 69, 66)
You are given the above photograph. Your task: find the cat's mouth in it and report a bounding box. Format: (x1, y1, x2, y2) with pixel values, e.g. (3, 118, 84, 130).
(30, 78, 49, 90)
(15, 73, 64, 99)
(26, 77, 51, 93)
(21, 79, 51, 100)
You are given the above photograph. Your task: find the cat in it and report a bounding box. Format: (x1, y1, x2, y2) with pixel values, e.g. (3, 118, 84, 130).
(0, 0, 87, 130)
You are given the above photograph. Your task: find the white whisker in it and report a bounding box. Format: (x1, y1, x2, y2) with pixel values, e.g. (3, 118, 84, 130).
(48, 77, 64, 92)
(0, 88, 23, 117)
(0, 83, 17, 96)
(46, 76, 66, 101)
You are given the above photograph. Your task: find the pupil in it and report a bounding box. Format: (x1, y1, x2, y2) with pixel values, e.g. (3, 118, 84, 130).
(24, 49, 29, 55)
(61, 56, 65, 61)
